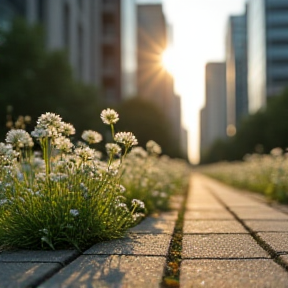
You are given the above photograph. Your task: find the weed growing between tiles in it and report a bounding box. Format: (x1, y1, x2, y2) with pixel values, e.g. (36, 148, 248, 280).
(161, 182, 188, 288)
(0, 109, 189, 251)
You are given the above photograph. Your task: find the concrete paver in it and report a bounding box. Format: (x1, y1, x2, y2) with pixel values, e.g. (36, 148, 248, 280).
(257, 232, 288, 253)
(1, 173, 288, 287)
(180, 259, 288, 288)
(244, 220, 288, 232)
(184, 220, 248, 234)
(0, 263, 61, 288)
(39, 255, 166, 288)
(184, 209, 234, 220)
(230, 207, 288, 220)
(84, 234, 171, 256)
(279, 255, 288, 267)
(0, 250, 79, 265)
(128, 217, 175, 234)
(182, 234, 270, 259)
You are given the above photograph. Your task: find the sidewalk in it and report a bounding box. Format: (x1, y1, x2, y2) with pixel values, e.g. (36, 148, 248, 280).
(1, 173, 288, 287)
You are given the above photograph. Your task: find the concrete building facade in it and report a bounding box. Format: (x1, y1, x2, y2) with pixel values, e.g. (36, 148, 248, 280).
(1, 0, 129, 103)
(247, 0, 288, 113)
(137, 3, 187, 157)
(200, 63, 227, 158)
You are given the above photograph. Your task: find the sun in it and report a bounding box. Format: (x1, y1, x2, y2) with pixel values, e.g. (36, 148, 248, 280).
(161, 47, 176, 75)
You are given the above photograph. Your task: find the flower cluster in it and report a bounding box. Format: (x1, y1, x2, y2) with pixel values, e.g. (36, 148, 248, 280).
(100, 108, 119, 125)
(146, 140, 162, 155)
(0, 107, 190, 252)
(6, 129, 34, 149)
(82, 130, 102, 144)
(114, 132, 138, 148)
(31, 112, 75, 140)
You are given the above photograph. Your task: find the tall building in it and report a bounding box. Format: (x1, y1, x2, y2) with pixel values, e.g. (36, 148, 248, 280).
(226, 14, 248, 136)
(200, 63, 227, 158)
(247, 0, 288, 113)
(137, 3, 186, 157)
(137, 4, 169, 109)
(1, 0, 134, 103)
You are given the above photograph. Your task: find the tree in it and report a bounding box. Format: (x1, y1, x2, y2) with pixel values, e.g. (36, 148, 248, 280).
(0, 18, 104, 141)
(201, 88, 288, 163)
(115, 97, 182, 157)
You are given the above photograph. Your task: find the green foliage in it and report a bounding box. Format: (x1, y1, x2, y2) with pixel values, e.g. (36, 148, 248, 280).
(0, 109, 190, 250)
(0, 18, 104, 142)
(201, 88, 288, 163)
(115, 97, 182, 158)
(198, 151, 288, 203)
(121, 147, 189, 214)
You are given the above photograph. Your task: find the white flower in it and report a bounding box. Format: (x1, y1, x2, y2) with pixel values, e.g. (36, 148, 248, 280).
(37, 112, 62, 129)
(0, 143, 18, 159)
(131, 199, 145, 209)
(49, 173, 68, 182)
(75, 147, 99, 161)
(100, 108, 119, 125)
(0, 199, 8, 206)
(81, 130, 102, 144)
(130, 147, 148, 158)
(54, 136, 74, 153)
(133, 213, 145, 221)
(270, 147, 283, 157)
(70, 209, 79, 217)
(105, 143, 121, 156)
(146, 140, 162, 155)
(114, 132, 138, 147)
(6, 129, 34, 148)
(119, 184, 126, 193)
(61, 123, 75, 136)
(32, 112, 66, 139)
(31, 128, 49, 138)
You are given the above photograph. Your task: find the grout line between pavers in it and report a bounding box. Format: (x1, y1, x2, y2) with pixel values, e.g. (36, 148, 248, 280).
(160, 184, 189, 287)
(207, 186, 288, 272)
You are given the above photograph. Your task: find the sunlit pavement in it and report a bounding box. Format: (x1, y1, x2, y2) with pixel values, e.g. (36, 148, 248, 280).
(1, 173, 288, 287)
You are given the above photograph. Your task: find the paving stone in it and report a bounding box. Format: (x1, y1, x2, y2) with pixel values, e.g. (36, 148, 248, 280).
(0, 262, 61, 288)
(0, 249, 79, 265)
(257, 232, 288, 253)
(244, 220, 288, 232)
(169, 195, 184, 210)
(180, 259, 288, 288)
(231, 207, 288, 220)
(182, 234, 269, 259)
(279, 255, 288, 267)
(150, 211, 178, 220)
(84, 234, 171, 256)
(39, 255, 165, 288)
(183, 220, 247, 234)
(186, 203, 224, 209)
(129, 217, 175, 234)
(184, 209, 234, 220)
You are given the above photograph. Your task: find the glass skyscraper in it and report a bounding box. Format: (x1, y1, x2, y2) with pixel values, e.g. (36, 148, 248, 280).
(226, 14, 248, 136)
(247, 0, 288, 113)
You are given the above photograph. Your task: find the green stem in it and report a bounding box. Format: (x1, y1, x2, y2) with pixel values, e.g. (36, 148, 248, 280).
(110, 124, 115, 139)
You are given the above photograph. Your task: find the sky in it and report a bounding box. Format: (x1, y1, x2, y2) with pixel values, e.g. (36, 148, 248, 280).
(137, 0, 247, 164)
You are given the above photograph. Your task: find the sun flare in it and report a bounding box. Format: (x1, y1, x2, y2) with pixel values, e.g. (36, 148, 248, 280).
(161, 47, 176, 75)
